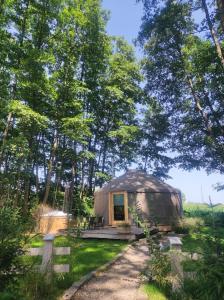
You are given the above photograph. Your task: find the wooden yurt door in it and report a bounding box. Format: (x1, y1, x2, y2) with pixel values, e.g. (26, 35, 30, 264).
(109, 191, 129, 225)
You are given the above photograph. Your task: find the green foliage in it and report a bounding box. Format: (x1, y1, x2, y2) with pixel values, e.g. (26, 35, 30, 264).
(72, 194, 94, 217)
(9, 101, 48, 129)
(135, 201, 224, 299)
(0, 0, 169, 218)
(147, 250, 171, 290)
(178, 202, 224, 299)
(138, 0, 224, 173)
(174, 217, 204, 234)
(180, 254, 224, 300)
(137, 98, 173, 179)
(184, 202, 224, 226)
(0, 206, 30, 290)
(17, 271, 59, 300)
(182, 259, 202, 272)
(0, 0, 173, 222)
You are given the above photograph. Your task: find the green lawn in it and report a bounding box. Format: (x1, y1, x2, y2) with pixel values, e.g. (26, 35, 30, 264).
(141, 283, 168, 300)
(24, 235, 128, 296)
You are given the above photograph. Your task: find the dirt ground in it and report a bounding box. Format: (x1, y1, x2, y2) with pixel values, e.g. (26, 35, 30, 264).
(72, 239, 149, 300)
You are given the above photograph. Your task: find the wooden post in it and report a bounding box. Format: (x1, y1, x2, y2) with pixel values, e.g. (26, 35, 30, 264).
(168, 236, 184, 291)
(169, 250, 184, 292)
(40, 234, 55, 275)
(28, 234, 70, 275)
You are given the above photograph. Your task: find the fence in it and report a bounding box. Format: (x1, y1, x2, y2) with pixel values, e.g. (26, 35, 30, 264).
(28, 234, 70, 275)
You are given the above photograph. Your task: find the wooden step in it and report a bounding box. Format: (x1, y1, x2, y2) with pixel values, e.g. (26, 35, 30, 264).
(81, 232, 136, 240)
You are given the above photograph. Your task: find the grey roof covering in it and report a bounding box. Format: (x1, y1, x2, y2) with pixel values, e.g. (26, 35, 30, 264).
(97, 169, 179, 193)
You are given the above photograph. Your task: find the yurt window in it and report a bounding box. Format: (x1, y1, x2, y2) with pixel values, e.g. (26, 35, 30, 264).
(113, 194, 125, 221)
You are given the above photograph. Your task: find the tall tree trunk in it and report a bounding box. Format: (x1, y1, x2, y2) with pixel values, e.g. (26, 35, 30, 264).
(101, 141, 108, 174)
(80, 160, 85, 200)
(186, 75, 211, 134)
(24, 175, 30, 213)
(0, 112, 12, 167)
(68, 162, 76, 213)
(35, 164, 39, 194)
(15, 171, 21, 208)
(43, 129, 58, 204)
(202, 0, 224, 68)
(53, 136, 65, 208)
(24, 136, 34, 212)
(98, 139, 108, 188)
(87, 137, 97, 194)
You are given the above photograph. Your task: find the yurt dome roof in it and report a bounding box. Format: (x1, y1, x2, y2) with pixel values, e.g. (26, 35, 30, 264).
(96, 169, 179, 193)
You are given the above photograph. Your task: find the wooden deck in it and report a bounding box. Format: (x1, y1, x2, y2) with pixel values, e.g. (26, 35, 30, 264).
(80, 226, 144, 241)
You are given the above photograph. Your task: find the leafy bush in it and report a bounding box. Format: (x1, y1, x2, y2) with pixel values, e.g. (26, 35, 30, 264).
(180, 254, 224, 300)
(0, 206, 30, 290)
(179, 203, 224, 299)
(174, 217, 204, 234)
(0, 291, 18, 300)
(147, 251, 171, 289)
(72, 194, 94, 217)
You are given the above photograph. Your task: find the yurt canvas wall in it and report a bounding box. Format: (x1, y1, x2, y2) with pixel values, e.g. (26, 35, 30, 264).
(94, 170, 182, 227)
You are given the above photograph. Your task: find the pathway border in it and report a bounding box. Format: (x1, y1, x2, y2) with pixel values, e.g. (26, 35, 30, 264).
(61, 242, 137, 300)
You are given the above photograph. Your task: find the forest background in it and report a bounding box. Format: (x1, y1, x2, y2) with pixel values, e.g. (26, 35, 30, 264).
(0, 0, 224, 216)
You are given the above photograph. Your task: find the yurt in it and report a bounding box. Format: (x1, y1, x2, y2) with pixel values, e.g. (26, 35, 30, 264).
(94, 170, 182, 230)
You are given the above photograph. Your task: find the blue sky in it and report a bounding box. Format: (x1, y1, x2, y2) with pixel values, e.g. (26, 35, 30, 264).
(102, 0, 224, 204)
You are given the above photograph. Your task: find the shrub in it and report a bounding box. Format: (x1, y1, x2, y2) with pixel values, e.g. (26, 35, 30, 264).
(174, 217, 204, 234)
(0, 206, 30, 290)
(180, 254, 224, 300)
(147, 251, 171, 289)
(0, 291, 18, 300)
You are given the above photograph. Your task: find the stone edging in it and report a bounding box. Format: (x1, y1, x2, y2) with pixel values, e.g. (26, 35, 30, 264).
(60, 242, 135, 300)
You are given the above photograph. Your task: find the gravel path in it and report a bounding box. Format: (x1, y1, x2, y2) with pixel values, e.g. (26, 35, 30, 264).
(72, 239, 149, 300)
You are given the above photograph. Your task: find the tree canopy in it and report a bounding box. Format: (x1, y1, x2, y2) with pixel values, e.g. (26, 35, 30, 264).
(1, 0, 223, 213)
(138, 0, 224, 174)
(0, 0, 171, 213)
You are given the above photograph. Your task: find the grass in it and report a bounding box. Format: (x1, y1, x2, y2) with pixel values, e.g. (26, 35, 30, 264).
(141, 283, 168, 300)
(184, 202, 224, 212)
(181, 226, 224, 253)
(181, 224, 224, 252)
(182, 259, 201, 272)
(180, 202, 224, 253)
(22, 235, 128, 297)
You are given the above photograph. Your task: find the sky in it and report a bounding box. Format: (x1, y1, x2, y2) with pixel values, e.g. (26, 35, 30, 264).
(102, 0, 224, 204)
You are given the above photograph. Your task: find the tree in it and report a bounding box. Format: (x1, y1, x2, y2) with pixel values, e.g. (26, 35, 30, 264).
(137, 98, 173, 179)
(0, 0, 147, 212)
(138, 0, 224, 174)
